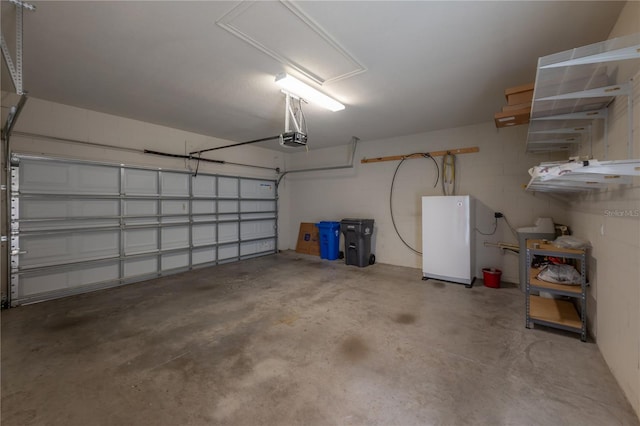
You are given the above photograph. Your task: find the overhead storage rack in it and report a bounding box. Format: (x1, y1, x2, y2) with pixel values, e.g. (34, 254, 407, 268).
(525, 33, 640, 193)
(526, 159, 640, 193)
(526, 32, 639, 155)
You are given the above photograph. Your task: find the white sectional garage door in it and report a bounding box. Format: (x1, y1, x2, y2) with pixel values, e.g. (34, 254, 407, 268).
(9, 155, 277, 306)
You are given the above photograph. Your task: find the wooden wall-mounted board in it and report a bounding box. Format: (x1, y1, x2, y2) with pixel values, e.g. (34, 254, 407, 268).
(361, 147, 479, 164)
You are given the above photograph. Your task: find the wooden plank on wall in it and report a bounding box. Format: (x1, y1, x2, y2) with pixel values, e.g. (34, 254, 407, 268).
(361, 147, 479, 164)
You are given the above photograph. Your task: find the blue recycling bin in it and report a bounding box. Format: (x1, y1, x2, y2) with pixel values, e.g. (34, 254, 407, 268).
(315, 221, 341, 260)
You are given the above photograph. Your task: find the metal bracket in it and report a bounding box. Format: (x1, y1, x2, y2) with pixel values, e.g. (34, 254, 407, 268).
(10, 273, 19, 305)
(283, 93, 302, 133)
(7, 0, 36, 11)
(537, 83, 631, 101)
(10, 236, 20, 269)
(0, 0, 35, 95)
(0, 37, 20, 94)
(11, 167, 19, 193)
(531, 109, 608, 121)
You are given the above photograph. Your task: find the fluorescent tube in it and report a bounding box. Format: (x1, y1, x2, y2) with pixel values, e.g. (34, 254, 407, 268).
(275, 73, 345, 112)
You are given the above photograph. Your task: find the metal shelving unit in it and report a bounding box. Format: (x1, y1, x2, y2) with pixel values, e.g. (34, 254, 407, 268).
(525, 239, 587, 342)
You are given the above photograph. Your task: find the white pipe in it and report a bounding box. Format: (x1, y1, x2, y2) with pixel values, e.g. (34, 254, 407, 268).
(284, 94, 291, 133)
(484, 241, 520, 251)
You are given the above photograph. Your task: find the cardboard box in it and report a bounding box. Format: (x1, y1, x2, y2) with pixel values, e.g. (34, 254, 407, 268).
(502, 101, 532, 112)
(505, 82, 534, 105)
(295, 223, 320, 256)
(494, 107, 531, 128)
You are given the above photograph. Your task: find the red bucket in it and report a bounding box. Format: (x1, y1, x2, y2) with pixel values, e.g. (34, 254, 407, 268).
(482, 268, 502, 288)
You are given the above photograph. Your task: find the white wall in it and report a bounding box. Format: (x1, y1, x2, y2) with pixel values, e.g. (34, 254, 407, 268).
(1, 93, 286, 180)
(283, 122, 568, 283)
(0, 93, 291, 301)
(565, 1, 640, 417)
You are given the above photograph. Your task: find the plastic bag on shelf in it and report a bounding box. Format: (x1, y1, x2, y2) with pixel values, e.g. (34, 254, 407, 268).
(553, 235, 591, 250)
(537, 264, 582, 285)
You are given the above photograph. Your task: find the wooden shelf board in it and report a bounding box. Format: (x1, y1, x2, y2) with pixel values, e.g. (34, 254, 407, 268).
(529, 269, 582, 294)
(529, 295, 581, 329)
(527, 239, 585, 255)
(361, 147, 479, 164)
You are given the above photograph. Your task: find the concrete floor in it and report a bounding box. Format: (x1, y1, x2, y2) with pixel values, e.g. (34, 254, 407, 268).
(2, 251, 638, 426)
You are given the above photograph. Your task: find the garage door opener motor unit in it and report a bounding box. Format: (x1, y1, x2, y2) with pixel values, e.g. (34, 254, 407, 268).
(280, 131, 307, 148)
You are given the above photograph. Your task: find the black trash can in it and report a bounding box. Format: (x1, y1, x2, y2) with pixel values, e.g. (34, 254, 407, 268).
(340, 218, 375, 267)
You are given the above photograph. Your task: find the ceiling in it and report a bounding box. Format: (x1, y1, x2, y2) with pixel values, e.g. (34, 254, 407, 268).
(1, 1, 626, 152)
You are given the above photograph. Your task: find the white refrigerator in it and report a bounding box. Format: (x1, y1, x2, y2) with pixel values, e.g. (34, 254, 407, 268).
(422, 195, 475, 287)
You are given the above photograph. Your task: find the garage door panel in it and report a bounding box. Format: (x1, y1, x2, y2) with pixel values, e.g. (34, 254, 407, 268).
(20, 161, 119, 195)
(20, 161, 69, 191)
(161, 251, 189, 271)
(240, 200, 275, 213)
(219, 200, 238, 214)
(124, 256, 158, 278)
(76, 165, 119, 194)
(161, 200, 189, 215)
(124, 229, 158, 255)
(218, 222, 238, 243)
(161, 226, 189, 250)
(124, 199, 158, 225)
(124, 169, 157, 195)
(124, 200, 157, 216)
(20, 230, 119, 268)
(11, 156, 276, 306)
(241, 239, 275, 257)
(240, 179, 275, 199)
(20, 198, 120, 232)
(192, 175, 216, 197)
(219, 244, 239, 260)
(192, 247, 216, 265)
(192, 200, 215, 214)
(161, 172, 189, 196)
(218, 177, 238, 197)
(192, 224, 216, 247)
(21, 199, 119, 219)
(241, 220, 276, 240)
(18, 261, 120, 298)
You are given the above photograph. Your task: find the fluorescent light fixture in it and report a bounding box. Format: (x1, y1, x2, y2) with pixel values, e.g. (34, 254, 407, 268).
(275, 73, 345, 112)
